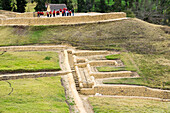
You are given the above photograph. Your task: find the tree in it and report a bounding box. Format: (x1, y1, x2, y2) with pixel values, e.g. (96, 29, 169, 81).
(113, 0, 121, 12)
(0, 0, 2, 9)
(16, 0, 27, 13)
(51, 0, 60, 4)
(99, 0, 107, 13)
(77, 0, 85, 12)
(60, 0, 67, 4)
(85, 0, 93, 12)
(94, 0, 107, 13)
(1, 0, 12, 11)
(34, 0, 46, 11)
(129, 0, 134, 9)
(67, 0, 73, 10)
(12, 2, 17, 12)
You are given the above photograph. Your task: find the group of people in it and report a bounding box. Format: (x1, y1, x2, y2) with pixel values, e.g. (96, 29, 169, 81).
(37, 8, 74, 17)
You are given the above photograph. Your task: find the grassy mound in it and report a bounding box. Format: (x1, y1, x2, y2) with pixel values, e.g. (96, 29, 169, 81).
(0, 18, 168, 52)
(88, 97, 170, 113)
(0, 18, 169, 89)
(0, 76, 69, 113)
(0, 51, 60, 74)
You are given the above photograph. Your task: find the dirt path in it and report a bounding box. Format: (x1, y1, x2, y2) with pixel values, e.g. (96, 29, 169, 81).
(80, 95, 94, 113)
(88, 95, 170, 102)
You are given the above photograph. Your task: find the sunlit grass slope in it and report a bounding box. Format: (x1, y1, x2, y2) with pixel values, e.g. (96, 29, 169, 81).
(0, 18, 169, 89)
(0, 76, 69, 113)
(0, 51, 60, 73)
(89, 97, 170, 113)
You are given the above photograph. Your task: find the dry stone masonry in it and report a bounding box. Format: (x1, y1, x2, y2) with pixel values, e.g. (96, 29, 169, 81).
(0, 45, 169, 113)
(0, 10, 127, 25)
(66, 49, 170, 100)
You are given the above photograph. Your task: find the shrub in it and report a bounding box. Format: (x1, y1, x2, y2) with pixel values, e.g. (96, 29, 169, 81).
(44, 56, 52, 60)
(124, 9, 135, 18)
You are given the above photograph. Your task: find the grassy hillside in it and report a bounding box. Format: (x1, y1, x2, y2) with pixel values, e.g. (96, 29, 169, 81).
(0, 18, 169, 89)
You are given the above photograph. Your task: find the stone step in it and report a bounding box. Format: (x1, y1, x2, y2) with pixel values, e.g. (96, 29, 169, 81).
(76, 87, 81, 91)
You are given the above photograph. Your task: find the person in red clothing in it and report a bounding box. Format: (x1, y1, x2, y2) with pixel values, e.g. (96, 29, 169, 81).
(56, 10, 60, 16)
(69, 10, 71, 16)
(49, 11, 52, 17)
(37, 11, 40, 17)
(41, 12, 44, 16)
(53, 10, 55, 17)
(47, 11, 49, 17)
(60, 9, 62, 12)
(62, 10, 64, 16)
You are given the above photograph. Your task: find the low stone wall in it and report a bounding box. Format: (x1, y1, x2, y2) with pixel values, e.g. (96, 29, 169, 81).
(0, 46, 67, 51)
(1, 12, 126, 25)
(0, 10, 35, 18)
(0, 14, 7, 19)
(0, 10, 17, 18)
(90, 71, 133, 79)
(75, 66, 83, 88)
(0, 71, 68, 81)
(76, 63, 87, 68)
(16, 12, 34, 18)
(0, 19, 2, 24)
(76, 58, 86, 63)
(64, 50, 87, 113)
(80, 88, 95, 95)
(81, 85, 170, 99)
(89, 60, 117, 67)
(74, 50, 109, 56)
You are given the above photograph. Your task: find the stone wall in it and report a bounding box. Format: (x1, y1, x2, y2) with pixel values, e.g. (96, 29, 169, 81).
(0, 10, 17, 18)
(0, 71, 68, 81)
(16, 12, 34, 18)
(0, 45, 67, 51)
(74, 51, 109, 56)
(81, 85, 170, 99)
(0, 10, 35, 18)
(89, 60, 118, 67)
(0, 14, 7, 19)
(0, 19, 2, 24)
(90, 71, 133, 79)
(1, 12, 126, 25)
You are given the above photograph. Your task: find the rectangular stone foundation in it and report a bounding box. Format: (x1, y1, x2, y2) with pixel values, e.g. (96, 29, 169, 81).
(80, 85, 170, 99)
(1, 12, 126, 25)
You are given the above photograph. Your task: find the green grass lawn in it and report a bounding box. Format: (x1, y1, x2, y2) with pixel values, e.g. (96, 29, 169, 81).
(88, 97, 170, 113)
(0, 51, 61, 73)
(103, 77, 170, 89)
(97, 53, 137, 72)
(0, 76, 69, 113)
(105, 54, 120, 60)
(101, 52, 170, 89)
(97, 66, 137, 72)
(130, 53, 170, 89)
(103, 77, 147, 86)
